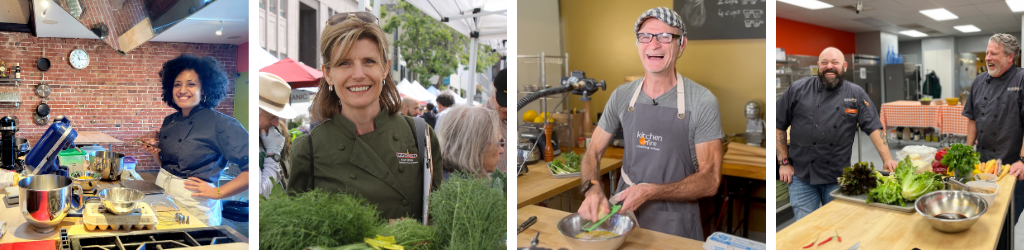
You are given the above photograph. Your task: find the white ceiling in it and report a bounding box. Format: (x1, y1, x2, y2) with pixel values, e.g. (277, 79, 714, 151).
(34, 0, 99, 39)
(34, 0, 248, 45)
(150, 0, 249, 45)
(777, 0, 1023, 41)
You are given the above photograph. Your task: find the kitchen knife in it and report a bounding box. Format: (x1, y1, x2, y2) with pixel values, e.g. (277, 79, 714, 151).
(848, 242, 860, 250)
(518, 216, 537, 234)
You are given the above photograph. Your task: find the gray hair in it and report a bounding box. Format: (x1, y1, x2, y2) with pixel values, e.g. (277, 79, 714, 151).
(990, 33, 1020, 60)
(436, 105, 502, 178)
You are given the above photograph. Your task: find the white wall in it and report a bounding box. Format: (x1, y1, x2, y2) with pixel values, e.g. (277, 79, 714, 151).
(922, 37, 956, 99)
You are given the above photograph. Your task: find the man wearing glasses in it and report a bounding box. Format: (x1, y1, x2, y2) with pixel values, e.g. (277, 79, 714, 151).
(576, 7, 723, 240)
(776, 47, 896, 221)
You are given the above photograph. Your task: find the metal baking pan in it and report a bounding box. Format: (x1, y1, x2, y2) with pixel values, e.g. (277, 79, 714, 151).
(829, 188, 916, 213)
(545, 162, 581, 179)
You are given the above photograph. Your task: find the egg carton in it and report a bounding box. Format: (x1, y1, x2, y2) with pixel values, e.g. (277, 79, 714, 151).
(81, 203, 158, 231)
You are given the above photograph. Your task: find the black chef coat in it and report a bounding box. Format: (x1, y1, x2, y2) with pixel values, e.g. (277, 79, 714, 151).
(963, 66, 1024, 163)
(777, 77, 882, 185)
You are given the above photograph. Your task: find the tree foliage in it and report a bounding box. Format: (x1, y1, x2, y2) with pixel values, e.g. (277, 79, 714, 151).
(383, 0, 502, 88)
(382, 1, 464, 86)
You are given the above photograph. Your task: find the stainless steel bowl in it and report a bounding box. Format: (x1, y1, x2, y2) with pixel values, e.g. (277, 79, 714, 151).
(70, 171, 100, 191)
(19, 174, 84, 233)
(915, 190, 988, 233)
(98, 187, 145, 215)
(90, 151, 125, 181)
(556, 213, 636, 250)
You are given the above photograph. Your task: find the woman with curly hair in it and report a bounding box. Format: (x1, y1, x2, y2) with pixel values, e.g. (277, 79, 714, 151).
(139, 54, 249, 226)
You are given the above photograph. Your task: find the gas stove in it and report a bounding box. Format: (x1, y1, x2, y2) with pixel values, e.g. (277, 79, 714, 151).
(68, 226, 246, 250)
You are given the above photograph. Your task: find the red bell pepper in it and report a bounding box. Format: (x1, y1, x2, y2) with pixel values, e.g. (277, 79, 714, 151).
(933, 161, 947, 175)
(935, 148, 948, 161)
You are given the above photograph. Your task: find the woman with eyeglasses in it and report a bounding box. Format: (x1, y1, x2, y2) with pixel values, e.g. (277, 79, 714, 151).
(287, 12, 442, 221)
(436, 106, 504, 181)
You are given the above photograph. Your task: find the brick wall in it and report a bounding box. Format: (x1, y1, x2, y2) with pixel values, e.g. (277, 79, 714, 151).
(76, 0, 148, 51)
(0, 31, 238, 172)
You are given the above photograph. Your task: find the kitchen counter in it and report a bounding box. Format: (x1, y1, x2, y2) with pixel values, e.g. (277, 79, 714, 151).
(517, 158, 623, 209)
(568, 147, 766, 180)
(0, 179, 207, 244)
(516, 205, 705, 249)
(776, 176, 1016, 249)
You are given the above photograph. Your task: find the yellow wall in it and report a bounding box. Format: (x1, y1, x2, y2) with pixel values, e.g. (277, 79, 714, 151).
(559, 0, 767, 135)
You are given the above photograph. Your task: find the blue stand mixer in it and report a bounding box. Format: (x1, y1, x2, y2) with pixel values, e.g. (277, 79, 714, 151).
(24, 117, 77, 177)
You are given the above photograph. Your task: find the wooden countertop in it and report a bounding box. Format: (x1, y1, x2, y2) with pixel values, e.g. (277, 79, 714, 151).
(516, 205, 705, 249)
(568, 147, 766, 180)
(776, 176, 1016, 249)
(0, 180, 206, 244)
(517, 158, 623, 209)
(75, 131, 124, 145)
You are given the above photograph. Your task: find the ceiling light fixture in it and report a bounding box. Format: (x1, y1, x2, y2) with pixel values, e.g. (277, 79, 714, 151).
(1009, 0, 1024, 12)
(41, 0, 49, 17)
(215, 20, 223, 36)
(919, 8, 958, 21)
(954, 25, 981, 33)
(899, 30, 928, 37)
(777, 0, 834, 10)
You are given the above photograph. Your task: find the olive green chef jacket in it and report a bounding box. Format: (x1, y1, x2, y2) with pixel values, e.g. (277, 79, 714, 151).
(288, 111, 443, 220)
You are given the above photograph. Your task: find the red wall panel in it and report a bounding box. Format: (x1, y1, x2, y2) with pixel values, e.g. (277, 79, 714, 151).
(777, 18, 857, 56)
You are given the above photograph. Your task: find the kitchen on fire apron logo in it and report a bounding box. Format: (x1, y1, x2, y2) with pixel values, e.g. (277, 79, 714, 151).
(844, 98, 857, 102)
(1008, 87, 1021, 92)
(635, 131, 664, 151)
(396, 150, 419, 165)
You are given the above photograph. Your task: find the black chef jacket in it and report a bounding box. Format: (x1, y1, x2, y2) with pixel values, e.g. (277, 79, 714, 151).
(963, 66, 1024, 163)
(777, 77, 882, 185)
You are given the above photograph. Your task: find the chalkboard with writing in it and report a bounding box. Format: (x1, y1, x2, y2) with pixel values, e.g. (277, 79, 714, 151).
(672, 0, 766, 40)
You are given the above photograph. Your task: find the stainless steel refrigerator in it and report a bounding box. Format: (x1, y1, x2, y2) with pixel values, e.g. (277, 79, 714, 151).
(843, 54, 882, 113)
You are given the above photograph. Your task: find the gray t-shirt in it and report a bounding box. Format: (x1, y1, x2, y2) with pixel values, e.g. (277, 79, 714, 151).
(597, 76, 724, 167)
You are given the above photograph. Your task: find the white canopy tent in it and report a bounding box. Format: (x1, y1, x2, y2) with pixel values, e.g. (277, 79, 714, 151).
(255, 47, 280, 70)
(397, 79, 437, 103)
(402, 0, 507, 106)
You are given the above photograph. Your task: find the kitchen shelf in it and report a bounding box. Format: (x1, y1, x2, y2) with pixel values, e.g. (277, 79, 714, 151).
(0, 100, 22, 107)
(0, 78, 22, 86)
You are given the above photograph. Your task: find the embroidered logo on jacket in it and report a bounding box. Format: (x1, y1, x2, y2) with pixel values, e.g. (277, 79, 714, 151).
(397, 150, 420, 165)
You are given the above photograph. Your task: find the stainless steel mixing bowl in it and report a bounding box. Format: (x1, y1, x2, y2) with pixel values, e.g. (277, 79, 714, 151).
(915, 190, 988, 233)
(90, 151, 124, 181)
(69, 170, 100, 191)
(19, 174, 84, 233)
(98, 187, 145, 215)
(555, 213, 636, 250)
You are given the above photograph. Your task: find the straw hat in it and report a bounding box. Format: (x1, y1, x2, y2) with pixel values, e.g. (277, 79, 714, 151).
(259, 72, 297, 119)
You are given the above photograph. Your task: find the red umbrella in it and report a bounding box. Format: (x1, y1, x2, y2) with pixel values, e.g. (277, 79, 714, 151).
(259, 58, 323, 89)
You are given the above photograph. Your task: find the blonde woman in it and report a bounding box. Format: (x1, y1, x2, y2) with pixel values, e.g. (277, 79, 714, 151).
(436, 106, 504, 180)
(287, 12, 442, 221)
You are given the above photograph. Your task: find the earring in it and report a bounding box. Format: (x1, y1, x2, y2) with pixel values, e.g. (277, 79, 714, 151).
(381, 79, 385, 85)
(202, 96, 206, 102)
(329, 85, 334, 91)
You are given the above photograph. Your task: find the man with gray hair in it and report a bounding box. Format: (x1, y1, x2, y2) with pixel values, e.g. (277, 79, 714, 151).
(964, 33, 1024, 222)
(576, 6, 723, 240)
(777, 47, 896, 221)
